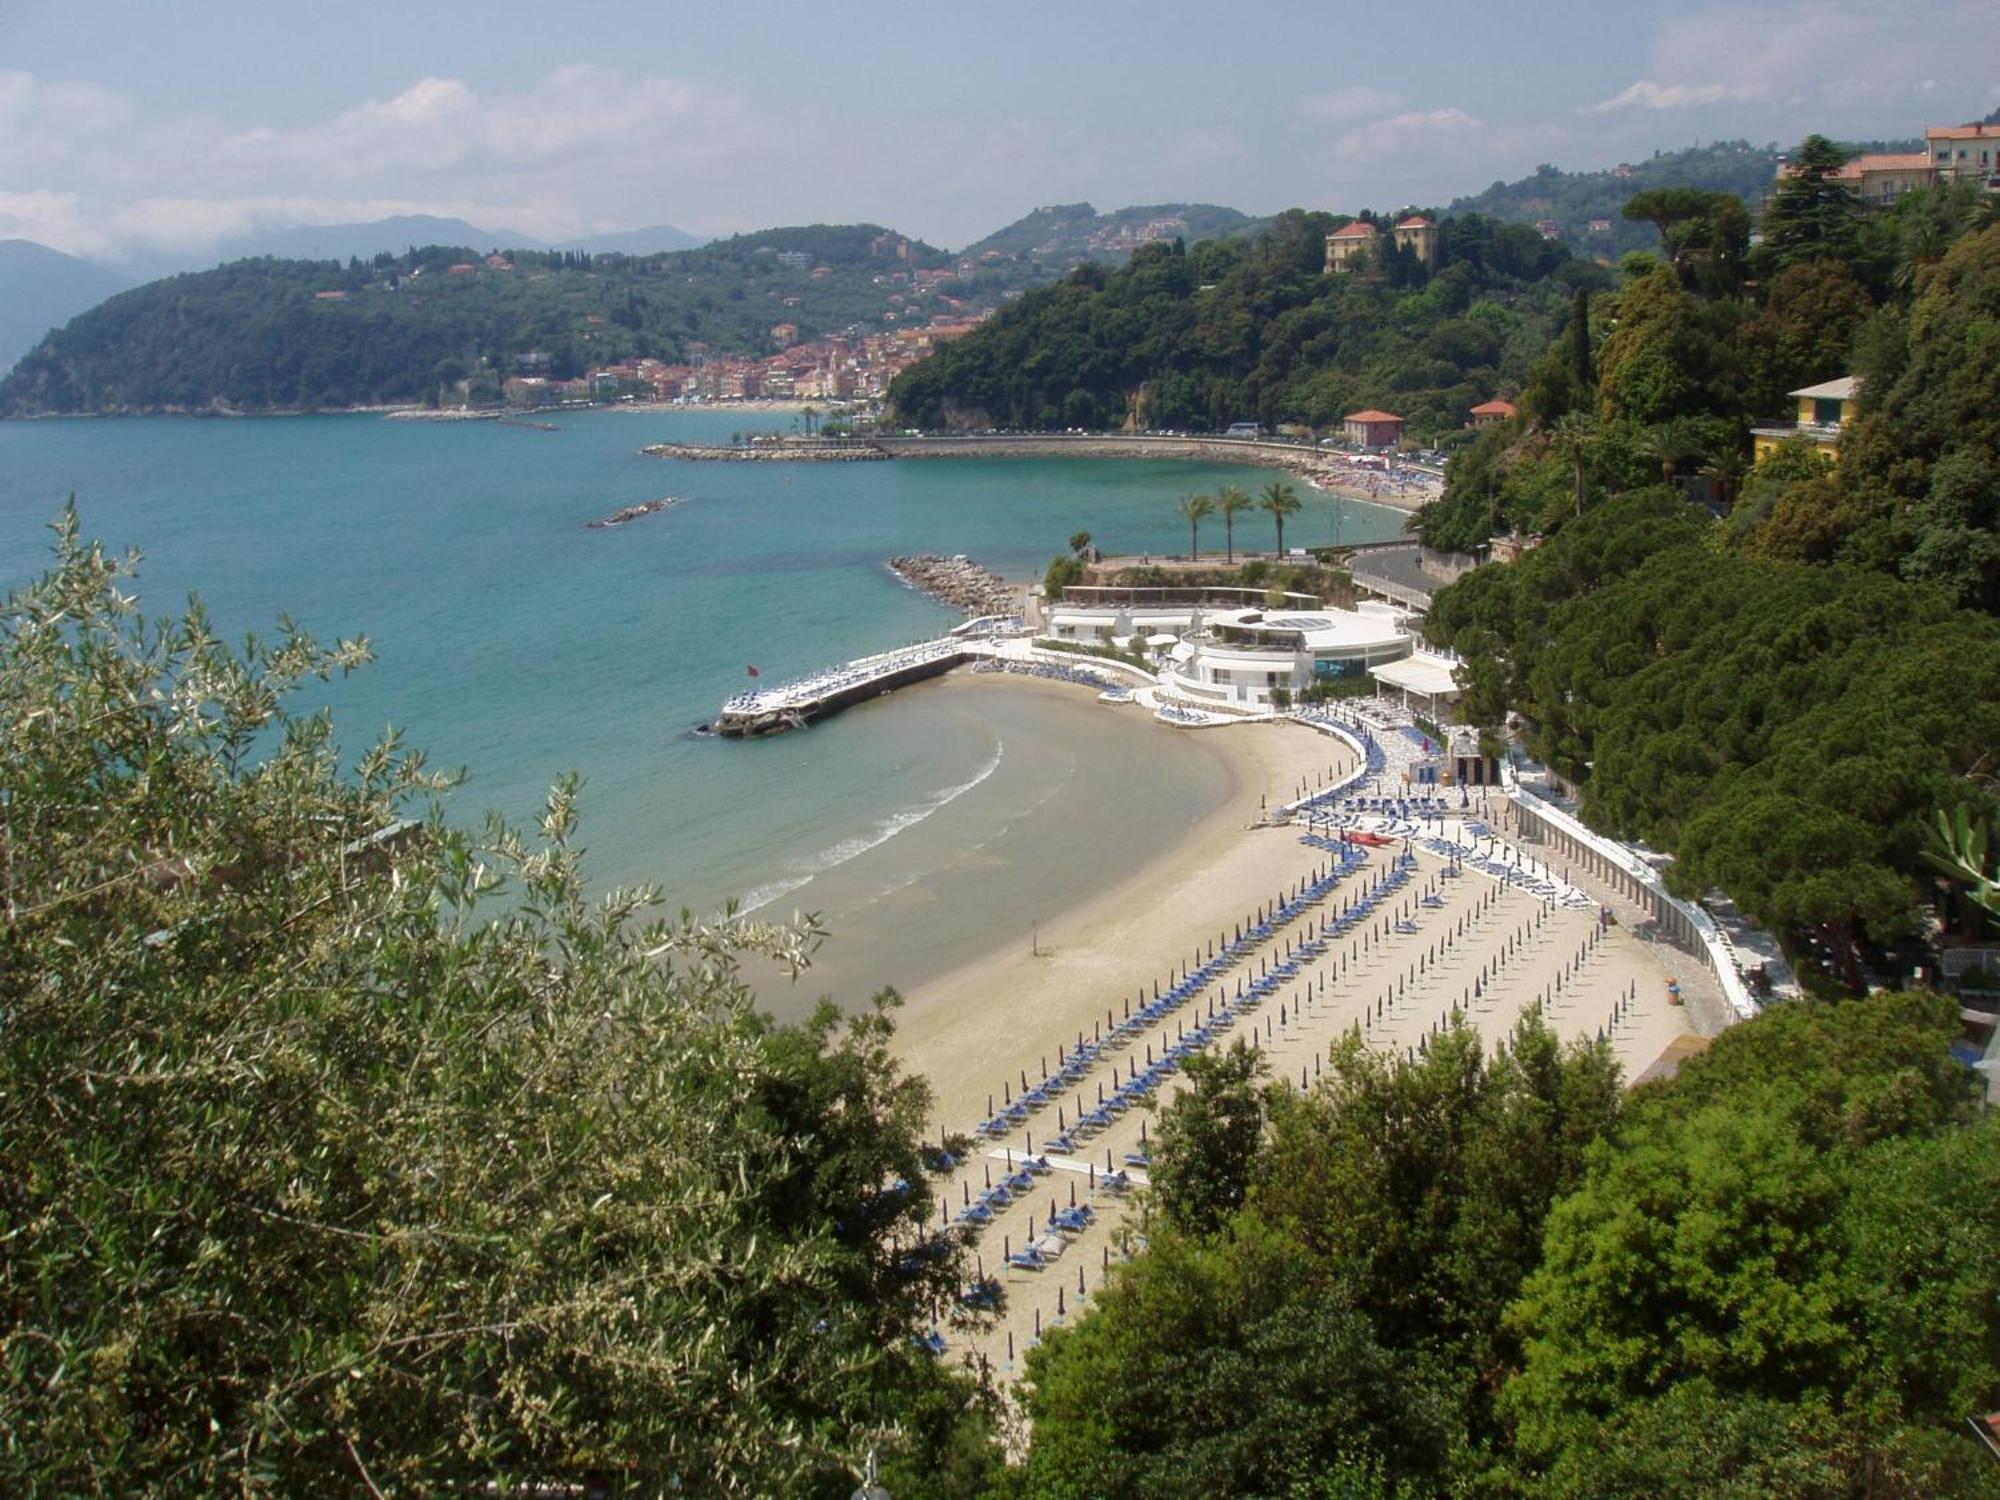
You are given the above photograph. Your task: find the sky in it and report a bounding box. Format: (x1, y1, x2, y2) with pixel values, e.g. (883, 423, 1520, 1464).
(3, 0, 1995, 265)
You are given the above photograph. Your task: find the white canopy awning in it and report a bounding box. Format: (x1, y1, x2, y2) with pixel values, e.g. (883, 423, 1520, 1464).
(1368, 653, 1461, 697)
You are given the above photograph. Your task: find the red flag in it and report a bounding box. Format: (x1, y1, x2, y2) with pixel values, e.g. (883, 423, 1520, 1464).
(746, 665, 760, 678)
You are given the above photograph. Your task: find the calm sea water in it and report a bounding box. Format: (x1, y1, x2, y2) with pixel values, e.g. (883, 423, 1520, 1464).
(0, 409, 1404, 1008)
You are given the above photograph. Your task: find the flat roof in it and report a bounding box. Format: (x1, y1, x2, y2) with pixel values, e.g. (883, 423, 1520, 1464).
(1209, 607, 1408, 654)
(1368, 653, 1461, 696)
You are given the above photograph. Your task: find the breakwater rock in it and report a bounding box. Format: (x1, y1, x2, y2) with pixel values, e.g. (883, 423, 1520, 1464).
(586, 497, 679, 529)
(642, 440, 888, 462)
(888, 554, 1014, 616)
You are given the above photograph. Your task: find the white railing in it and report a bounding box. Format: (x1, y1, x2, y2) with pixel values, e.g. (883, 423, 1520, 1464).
(1504, 772, 1762, 1022)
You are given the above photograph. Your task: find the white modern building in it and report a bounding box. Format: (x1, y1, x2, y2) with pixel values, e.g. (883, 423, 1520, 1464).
(1157, 603, 1419, 709)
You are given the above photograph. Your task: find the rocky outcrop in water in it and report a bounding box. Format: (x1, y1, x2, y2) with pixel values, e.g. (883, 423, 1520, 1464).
(888, 554, 1014, 616)
(586, 497, 679, 529)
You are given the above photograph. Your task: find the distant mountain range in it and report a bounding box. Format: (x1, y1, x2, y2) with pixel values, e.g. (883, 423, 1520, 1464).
(105, 216, 709, 283)
(0, 241, 132, 376)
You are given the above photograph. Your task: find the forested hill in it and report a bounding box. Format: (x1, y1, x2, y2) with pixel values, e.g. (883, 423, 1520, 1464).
(961, 202, 1260, 263)
(0, 225, 955, 416)
(889, 209, 1600, 436)
(1449, 138, 1923, 258)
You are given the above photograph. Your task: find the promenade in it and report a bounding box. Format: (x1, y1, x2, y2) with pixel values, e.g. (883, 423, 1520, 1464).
(643, 431, 1444, 514)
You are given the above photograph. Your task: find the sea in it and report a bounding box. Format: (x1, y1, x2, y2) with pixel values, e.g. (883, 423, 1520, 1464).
(0, 408, 1406, 1015)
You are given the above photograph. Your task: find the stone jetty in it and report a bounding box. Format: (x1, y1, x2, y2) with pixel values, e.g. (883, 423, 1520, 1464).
(586, 497, 680, 529)
(642, 440, 887, 462)
(888, 554, 1015, 616)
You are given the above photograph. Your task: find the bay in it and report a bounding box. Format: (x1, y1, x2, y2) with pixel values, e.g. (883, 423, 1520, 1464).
(0, 409, 1406, 1009)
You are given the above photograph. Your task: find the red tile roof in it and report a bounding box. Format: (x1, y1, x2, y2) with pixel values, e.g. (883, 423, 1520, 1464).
(1394, 214, 1434, 228)
(1470, 399, 1516, 416)
(1832, 152, 1933, 178)
(1345, 409, 1403, 423)
(1329, 221, 1379, 239)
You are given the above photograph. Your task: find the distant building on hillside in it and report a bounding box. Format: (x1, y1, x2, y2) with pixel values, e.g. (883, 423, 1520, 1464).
(1780, 150, 1933, 209)
(1392, 213, 1438, 267)
(1468, 399, 1516, 429)
(1752, 376, 1860, 464)
(1343, 409, 1405, 448)
(1589, 217, 1614, 234)
(1534, 220, 1562, 240)
(1926, 122, 2000, 188)
(769, 322, 799, 348)
(1324, 219, 1380, 273)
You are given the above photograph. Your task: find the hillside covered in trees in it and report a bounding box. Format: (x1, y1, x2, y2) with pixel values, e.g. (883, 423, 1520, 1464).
(1419, 139, 2000, 988)
(889, 209, 1600, 436)
(959, 201, 1261, 263)
(0, 225, 959, 415)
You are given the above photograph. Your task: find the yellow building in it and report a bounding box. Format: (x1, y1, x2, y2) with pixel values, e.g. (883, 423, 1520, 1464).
(1324, 219, 1380, 273)
(1752, 376, 1860, 464)
(1392, 213, 1438, 267)
(1926, 122, 2000, 188)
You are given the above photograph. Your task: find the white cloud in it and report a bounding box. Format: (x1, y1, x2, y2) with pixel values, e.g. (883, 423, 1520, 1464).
(1297, 86, 1402, 123)
(1331, 108, 1484, 165)
(1584, 80, 1741, 114)
(1588, 0, 2000, 122)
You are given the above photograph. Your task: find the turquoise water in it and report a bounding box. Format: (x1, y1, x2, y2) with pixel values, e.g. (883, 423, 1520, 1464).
(0, 410, 1404, 1003)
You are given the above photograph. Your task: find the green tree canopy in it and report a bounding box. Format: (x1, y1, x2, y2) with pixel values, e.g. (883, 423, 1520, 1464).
(0, 514, 996, 1495)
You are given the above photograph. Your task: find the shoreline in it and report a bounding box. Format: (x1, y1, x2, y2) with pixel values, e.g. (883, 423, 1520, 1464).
(645, 433, 1434, 516)
(890, 707, 1350, 1127)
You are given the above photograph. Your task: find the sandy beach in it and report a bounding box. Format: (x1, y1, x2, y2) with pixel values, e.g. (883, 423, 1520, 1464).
(890, 695, 1701, 1381)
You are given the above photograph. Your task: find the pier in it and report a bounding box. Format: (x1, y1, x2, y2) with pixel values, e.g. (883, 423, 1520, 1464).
(712, 639, 972, 737)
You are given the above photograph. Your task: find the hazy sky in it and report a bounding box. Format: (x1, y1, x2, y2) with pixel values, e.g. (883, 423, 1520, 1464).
(3, 0, 1995, 263)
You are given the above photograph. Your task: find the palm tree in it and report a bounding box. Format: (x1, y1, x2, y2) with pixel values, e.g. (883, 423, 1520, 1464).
(1259, 480, 1303, 558)
(1699, 446, 1748, 510)
(1636, 423, 1700, 488)
(1216, 485, 1253, 563)
(1177, 492, 1216, 560)
(1550, 413, 1598, 518)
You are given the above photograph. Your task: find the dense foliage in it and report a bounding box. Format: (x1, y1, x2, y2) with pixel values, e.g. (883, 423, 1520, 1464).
(0, 226, 960, 414)
(1021, 1014, 1622, 1496)
(1018, 996, 2000, 1497)
(1508, 992, 2000, 1498)
(1421, 145, 2000, 602)
(889, 209, 1600, 436)
(0, 516, 999, 1494)
(1428, 489, 2000, 957)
